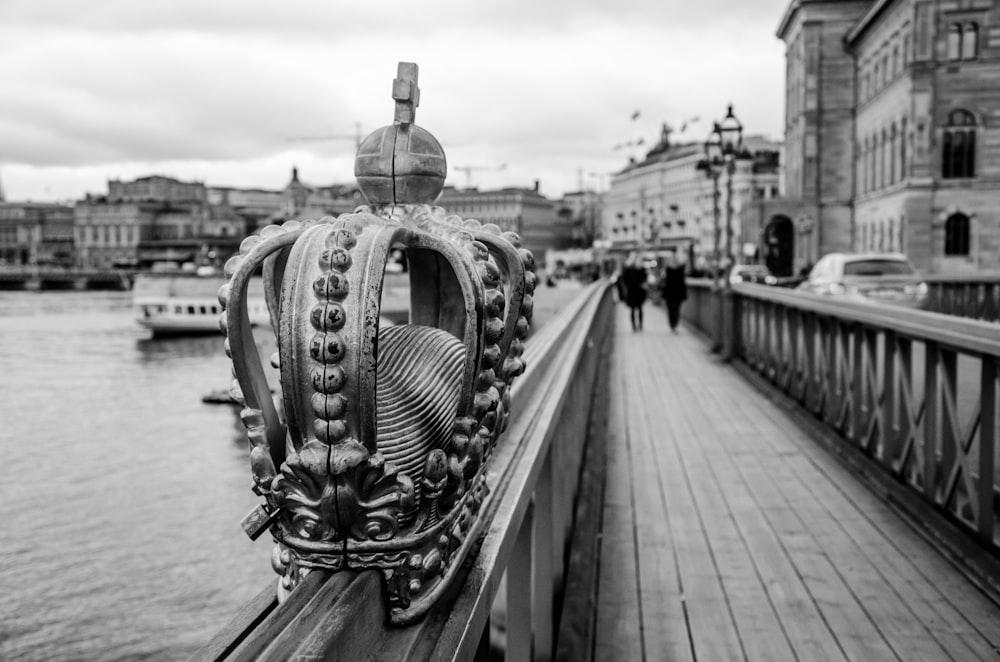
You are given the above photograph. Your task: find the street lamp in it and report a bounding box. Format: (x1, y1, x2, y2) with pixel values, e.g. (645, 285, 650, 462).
(699, 125, 724, 284)
(717, 105, 744, 282)
(698, 104, 744, 285)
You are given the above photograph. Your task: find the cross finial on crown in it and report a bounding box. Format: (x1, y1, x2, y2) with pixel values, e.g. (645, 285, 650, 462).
(392, 62, 420, 126)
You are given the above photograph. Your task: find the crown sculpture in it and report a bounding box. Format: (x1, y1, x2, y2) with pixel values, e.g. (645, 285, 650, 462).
(219, 62, 535, 624)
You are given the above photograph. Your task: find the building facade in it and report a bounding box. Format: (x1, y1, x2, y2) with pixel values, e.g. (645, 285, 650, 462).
(74, 175, 243, 269)
(603, 125, 782, 273)
(436, 184, 561, 259)
(0, 203, 75, 267)
(772, 0, 1000, 275)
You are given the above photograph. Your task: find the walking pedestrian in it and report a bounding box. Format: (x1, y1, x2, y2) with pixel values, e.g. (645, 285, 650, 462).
(660, 252, 687, 333)
(620, 252, 648, 331)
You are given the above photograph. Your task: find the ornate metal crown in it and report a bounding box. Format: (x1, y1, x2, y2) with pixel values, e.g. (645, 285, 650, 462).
(219, 62, 536, 624)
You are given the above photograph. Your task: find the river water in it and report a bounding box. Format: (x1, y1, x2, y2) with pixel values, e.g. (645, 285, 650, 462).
(0, 291, 279, 662)
(0, 282, 584, 661)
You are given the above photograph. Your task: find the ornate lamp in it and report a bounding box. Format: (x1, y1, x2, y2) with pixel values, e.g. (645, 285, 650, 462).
(703, 124, 724, 166)
(220, 62, 535, 625)
(717, 104, 744, 159)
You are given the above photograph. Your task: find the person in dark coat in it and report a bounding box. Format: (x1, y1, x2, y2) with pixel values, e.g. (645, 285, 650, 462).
(660, 252, 687, 333)
(619, 253, 648, 331)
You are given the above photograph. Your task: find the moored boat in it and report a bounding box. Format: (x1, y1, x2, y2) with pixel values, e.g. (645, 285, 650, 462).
(133, 268, 269, 336)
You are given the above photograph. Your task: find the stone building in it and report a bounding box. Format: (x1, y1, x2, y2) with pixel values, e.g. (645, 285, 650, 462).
(436, 184, 561, 259)
(0, 202, 74, 267)
(270, 167, 364, 225)
(603, 125, 782, 272)
(555, 190, 603, 249)
(770, 0, 1000, 276)
(74, 175, 244, 269)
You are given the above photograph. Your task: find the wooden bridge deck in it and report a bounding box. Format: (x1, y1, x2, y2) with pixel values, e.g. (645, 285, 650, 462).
(586, 304, 1000, 661)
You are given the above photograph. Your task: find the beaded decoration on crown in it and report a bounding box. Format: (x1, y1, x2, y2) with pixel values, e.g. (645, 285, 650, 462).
(219, 62, 535, 624)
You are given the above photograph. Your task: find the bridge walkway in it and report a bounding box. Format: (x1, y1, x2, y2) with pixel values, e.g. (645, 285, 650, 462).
(585, 303, 1000, 661)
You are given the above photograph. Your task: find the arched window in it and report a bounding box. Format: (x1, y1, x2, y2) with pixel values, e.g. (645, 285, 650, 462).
(948, 24, 962, 60)
(945, 212, 970, 255)
(942, 109, 976, 179)
(962, 23, 978, 60)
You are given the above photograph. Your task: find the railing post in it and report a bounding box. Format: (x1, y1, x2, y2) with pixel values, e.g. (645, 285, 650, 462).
(533, 453, 555, 661)
(508, 501, 534, 662)
(980, 356, 997, 543)
(721, 288, 738, 361)
(924, 341, 940, 500)
(880, 330, 897, 464)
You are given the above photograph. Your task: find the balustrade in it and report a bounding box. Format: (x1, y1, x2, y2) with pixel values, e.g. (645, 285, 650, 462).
(683, 281, 999, 553)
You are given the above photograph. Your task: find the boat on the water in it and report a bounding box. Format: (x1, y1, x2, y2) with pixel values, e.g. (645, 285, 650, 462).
(133, 267, 269, 336)
(135, 267, 411, 336)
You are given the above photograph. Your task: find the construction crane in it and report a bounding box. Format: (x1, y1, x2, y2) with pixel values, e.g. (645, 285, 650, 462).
(285, 122, 365, 151)
(452, 163, 507, 189)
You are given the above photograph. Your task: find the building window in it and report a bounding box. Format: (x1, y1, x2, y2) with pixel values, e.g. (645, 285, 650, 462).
(889, 124, 898, 185)
(948, 24, 962, 60)
(942, 109, 976, 179)
(903, 34, 910, 66)
(962, 23, 978, 60)
(944, 212, 970, 255)
(948, 22, 979, 61)
(892, 46, 899, 77)
(900, 117, 908, 180)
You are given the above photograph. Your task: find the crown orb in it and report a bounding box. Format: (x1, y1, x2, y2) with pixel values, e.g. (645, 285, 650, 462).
(355, 125, 446, 206)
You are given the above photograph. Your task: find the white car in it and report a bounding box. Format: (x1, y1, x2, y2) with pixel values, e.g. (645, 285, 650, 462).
(796, 252, 928, 308)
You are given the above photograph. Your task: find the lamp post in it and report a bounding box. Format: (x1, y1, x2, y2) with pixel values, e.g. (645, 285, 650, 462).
(702, 128, 723, 285)
(716, 105, 744, 283)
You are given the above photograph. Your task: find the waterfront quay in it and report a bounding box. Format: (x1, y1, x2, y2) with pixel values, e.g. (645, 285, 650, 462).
(0, 267, 136, 291)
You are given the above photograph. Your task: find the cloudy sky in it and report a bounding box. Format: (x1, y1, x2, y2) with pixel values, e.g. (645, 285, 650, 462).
(1, 0, 791, 203)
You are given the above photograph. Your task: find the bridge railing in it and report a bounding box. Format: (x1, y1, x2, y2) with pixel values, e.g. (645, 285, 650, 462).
(925, 273, 1000, 322)
(684, 280, 999, 553)
(196, 281, 615, 661)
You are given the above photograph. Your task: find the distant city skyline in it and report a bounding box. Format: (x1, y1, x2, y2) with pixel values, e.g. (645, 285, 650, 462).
(0, 0, 790, 203)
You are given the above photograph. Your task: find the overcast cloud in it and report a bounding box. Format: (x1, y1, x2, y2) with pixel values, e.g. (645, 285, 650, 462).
(0, 0, 791, 201)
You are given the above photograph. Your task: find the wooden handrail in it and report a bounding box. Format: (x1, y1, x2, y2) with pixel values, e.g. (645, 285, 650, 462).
(195, 281, 615, 661)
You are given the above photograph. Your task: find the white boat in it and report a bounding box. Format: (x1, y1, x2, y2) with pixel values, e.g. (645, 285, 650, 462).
(133, 268, 269, 336)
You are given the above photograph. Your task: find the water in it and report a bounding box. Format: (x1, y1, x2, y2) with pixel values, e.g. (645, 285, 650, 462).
(0, 281, 587, 661)
(0, 292, 274, 661)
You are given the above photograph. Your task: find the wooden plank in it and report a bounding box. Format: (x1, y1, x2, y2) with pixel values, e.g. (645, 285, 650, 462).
(593, 347, 643, 661)
(617, 330, 695, 662)
(641, 366, 798, 661)
(651, 331, 857, 662)
(720, 380, 998, 661)
(670, 406, 852, 658)
(616, 317, 744, 661)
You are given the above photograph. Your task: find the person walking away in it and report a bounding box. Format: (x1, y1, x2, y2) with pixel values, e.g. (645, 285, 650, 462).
(620, 253, 648, 331)
(660, 252, 687, 333)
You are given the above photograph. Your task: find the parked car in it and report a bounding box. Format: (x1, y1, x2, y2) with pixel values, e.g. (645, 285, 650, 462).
(795, 252, 928, 308)
(729, 264, 778, 285)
